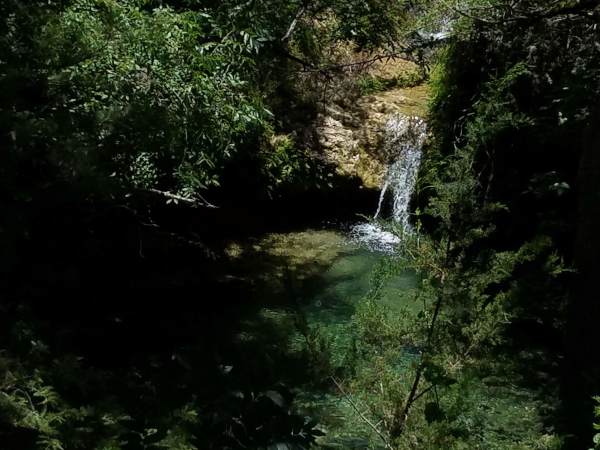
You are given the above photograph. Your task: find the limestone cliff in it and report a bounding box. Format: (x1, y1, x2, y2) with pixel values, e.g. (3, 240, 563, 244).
(314, 84, 429, 188)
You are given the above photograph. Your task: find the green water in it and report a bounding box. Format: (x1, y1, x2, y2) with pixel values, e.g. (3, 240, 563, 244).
(237, 237, 420, 448)
(296, 246, 420, 374)
(294, 247, 418, 449)
(301, 248, 419, 323)
(230, 231, 550, 449)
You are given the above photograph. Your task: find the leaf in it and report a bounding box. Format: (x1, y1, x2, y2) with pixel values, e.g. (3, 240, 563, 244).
(265, 391, 288, 409)
(220, 365, 233, 374)
(304, 419, 319, 430)
(266, 444, 291, 450)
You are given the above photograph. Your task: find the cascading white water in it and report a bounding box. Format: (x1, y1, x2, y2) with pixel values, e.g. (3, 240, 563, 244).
(376, 146, 424, 232)
(373, 179, 390, 219)
(350, 114, 427, 252)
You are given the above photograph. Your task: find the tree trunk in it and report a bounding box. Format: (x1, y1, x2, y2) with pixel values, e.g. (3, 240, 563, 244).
(563, 106, 600, 446)
(570, 109, 600, 369)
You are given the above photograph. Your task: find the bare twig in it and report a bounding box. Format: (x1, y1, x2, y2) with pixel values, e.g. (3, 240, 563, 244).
(138, 224, 144, 258)
(439, 0, 505, 24)
(114, 204, 160, 228)
(15, 389, 35, 412)
(531, 0, 600, 20)
(282, 4, 309, 41)
(275, 48, 317, 69)
(411, 384, 435, 404)
(142, 189, 218, 208)
(306, 47, 419, 73)
(330, 376, 394, 450)
(279, 37, 439, 75)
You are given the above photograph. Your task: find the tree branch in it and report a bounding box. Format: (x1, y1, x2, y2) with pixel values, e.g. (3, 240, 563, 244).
(395, 292, 445, 438)
(444, 0, 600, 25)
(411, 384, 435, 404)
(282, 4, 309, 41)
(275, 48, 316, 69)
(330, 377, 393, 450)
(534, 0, 600, 20)
(141, 189, 218, 208)
(276, 33, 442, 75)
(15, 389, 35, 412)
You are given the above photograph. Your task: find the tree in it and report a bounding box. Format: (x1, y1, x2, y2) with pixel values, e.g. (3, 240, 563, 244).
(307, 145, 565, 448)
(416, 0, 600, 444)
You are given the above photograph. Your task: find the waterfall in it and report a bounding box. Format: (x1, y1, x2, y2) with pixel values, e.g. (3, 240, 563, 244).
(350, 114, 426, 252)
(374, 179, 390, 219)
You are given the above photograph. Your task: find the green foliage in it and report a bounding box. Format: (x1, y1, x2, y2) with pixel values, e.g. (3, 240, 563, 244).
(0, 341, 127, 450)
(332, 0, 412, 50)
(0, 3, 428, 448)
(0, 320, 324, 450)
(357, 77, 387, 95)
(310, 42, 573, 444)
(416, 374, 564, 450)
(258, 135, 333, 197)
(592, 397, 600, 450)
(357, 68, 424, 95)
(4, 0, 595, 448)
(285, 0, 412, 55)
(347, 225, 563, 447)
(361, 0, 600, 446)
(3, 0, 382, 221)
(295, 179, 568, 449)
(6, 0, 270, 200)
(393, 69, 425, 89)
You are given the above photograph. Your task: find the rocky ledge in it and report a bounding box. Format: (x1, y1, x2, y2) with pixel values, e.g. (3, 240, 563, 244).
(315, 84, 429, 189)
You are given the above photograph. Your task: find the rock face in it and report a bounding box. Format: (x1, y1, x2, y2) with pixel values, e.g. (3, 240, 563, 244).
(314, 84, 429, 189)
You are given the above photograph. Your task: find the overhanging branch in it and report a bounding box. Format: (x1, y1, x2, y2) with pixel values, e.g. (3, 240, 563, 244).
(141, 189, 218, 208)
(282, 3, 309, 41)
(278, 39, 441, 75)
(444, 0, 600, 24)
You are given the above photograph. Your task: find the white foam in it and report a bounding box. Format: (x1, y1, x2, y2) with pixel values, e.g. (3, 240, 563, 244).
(350, 114, 427, 252)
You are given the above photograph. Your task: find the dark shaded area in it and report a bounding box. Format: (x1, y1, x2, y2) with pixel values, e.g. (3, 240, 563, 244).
(164, 179, 380, 238)
(0, 168, 380, 448)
